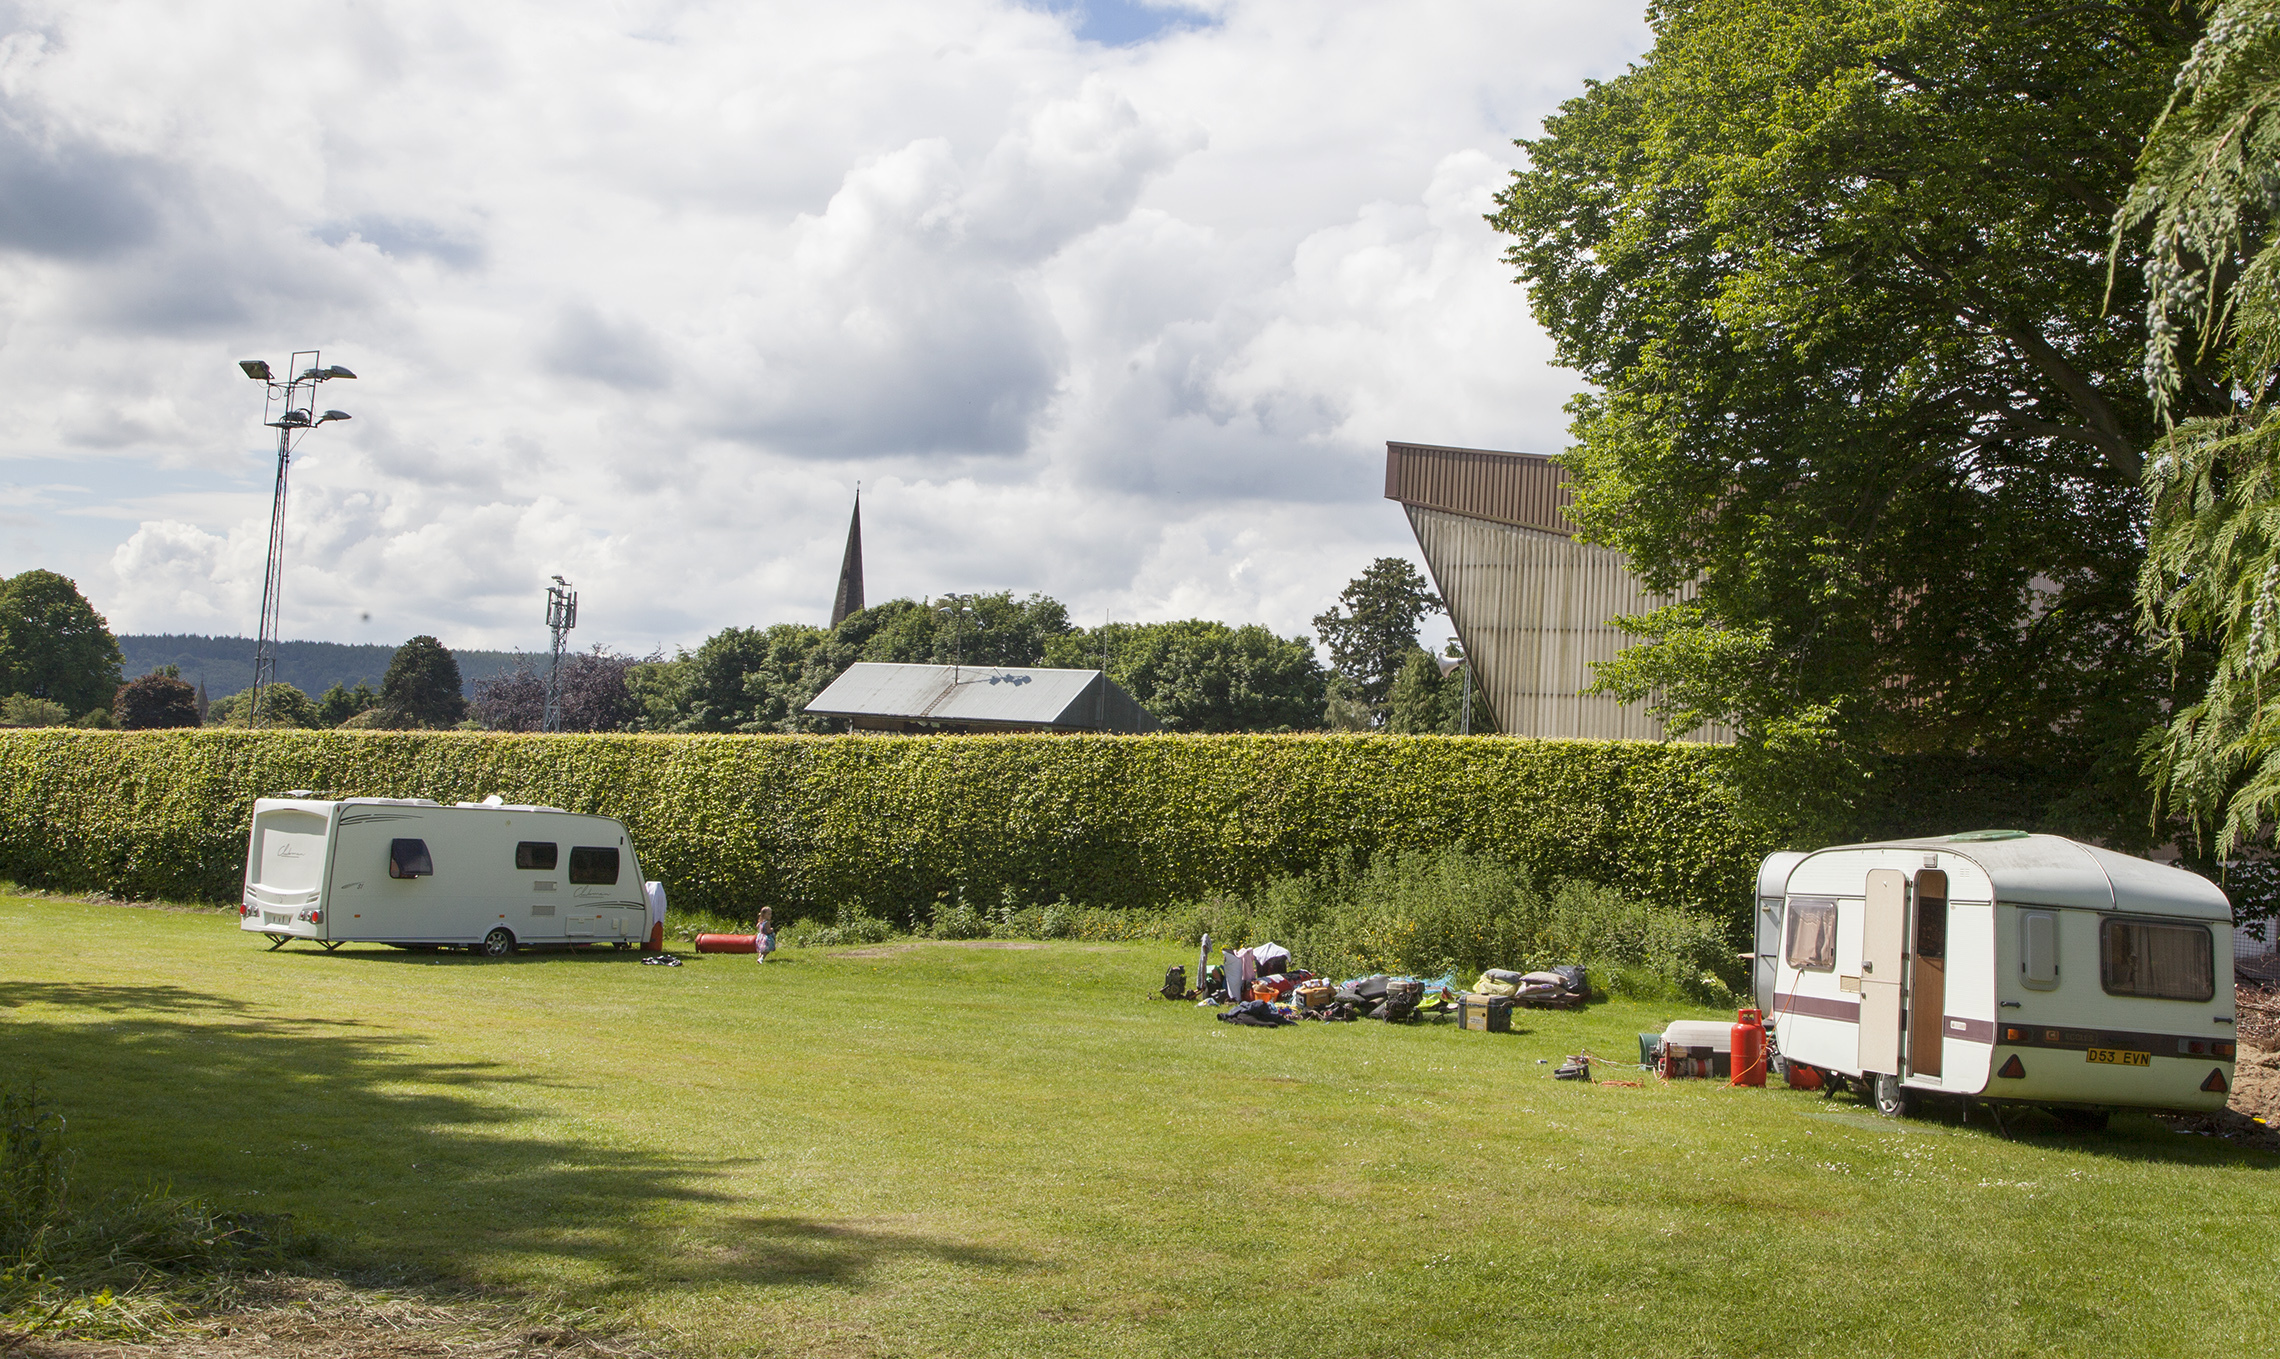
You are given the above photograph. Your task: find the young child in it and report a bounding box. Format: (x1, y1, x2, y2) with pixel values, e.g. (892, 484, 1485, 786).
(755, 906, 777, 963)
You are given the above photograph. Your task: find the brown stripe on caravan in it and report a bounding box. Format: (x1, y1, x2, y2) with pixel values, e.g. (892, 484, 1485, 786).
(1943, 1016, 1997, 1043)
(1773, 991, 1861, 1022)
(1994, 1022, 2235, 1057)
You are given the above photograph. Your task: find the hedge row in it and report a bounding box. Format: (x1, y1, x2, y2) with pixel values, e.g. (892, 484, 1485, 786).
(0, 730, 1779, 930)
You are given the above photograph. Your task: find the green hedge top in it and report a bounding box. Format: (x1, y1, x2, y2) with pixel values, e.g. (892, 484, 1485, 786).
(0, 730, 1774, 928)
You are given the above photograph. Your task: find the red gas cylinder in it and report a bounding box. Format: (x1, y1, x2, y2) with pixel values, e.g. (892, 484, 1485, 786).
(694, 933, 758, 954)
(1730, 1008, 1767, 1087)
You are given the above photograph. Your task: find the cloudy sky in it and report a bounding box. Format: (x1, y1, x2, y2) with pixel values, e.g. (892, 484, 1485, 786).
(0, 0, 1649, 655)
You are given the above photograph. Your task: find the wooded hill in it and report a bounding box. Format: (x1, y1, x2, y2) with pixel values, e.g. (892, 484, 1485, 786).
(117, 635, 525, 700)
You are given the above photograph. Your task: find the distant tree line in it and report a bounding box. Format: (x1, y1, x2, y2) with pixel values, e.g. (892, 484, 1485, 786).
(3, 566, 1475, 737)
(631, 592, 1331, 734)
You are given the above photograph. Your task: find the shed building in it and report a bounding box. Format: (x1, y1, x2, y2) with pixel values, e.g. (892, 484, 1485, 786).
(804, 661, 1161, 735)
(1386, 440, 1729, 742)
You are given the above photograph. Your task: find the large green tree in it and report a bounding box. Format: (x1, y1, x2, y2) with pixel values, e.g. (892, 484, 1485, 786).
(376, 636, 468, 728)
(1042, 620, 1327, 732)
(1491, 1, 2209, 782)
(1312, 559, 1441, 721)
(0, 570, 123, 715)
(2126, 0, 2280, 857)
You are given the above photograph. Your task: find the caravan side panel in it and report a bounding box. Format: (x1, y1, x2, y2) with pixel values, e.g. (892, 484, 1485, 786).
(1940, 902, 1997, 1093)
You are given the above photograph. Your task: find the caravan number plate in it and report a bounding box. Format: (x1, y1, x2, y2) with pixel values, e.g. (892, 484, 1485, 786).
(2086, 1048, 2150, 1067)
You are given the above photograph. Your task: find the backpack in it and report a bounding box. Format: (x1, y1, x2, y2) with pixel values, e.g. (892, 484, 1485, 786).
(1162, 965, 1189, 1000)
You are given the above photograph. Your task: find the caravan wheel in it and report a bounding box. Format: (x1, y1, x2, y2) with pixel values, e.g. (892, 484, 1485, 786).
(1871, 1072, 1917, 1119)
(479, 927, 517, 959)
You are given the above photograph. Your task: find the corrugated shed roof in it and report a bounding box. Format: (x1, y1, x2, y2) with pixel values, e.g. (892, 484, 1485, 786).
(803, 662, 1160, 732)
(1384, 441, 1575, 535)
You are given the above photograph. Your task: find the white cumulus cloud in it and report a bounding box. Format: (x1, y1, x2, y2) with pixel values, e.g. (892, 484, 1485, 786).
(0, 0, 1650, 654)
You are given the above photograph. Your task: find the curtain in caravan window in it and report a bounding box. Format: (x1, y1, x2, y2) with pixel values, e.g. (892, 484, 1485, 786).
(2021, 911, 2059, 988)
(2100, 919, 2214, 1001)
(1785, 898, 1838, 970)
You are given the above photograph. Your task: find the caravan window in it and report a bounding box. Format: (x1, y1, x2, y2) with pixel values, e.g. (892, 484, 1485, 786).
(2100, 918, 2214, 1001)
(1784, 897, 1838, 971)
(2020, 911, 2059, 989)
(388, 839, 433, 879)
(568, 846, 619, 885)
(514, 842, 558, 871)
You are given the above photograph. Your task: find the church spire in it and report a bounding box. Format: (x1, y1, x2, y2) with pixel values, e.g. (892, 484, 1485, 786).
(829, 489, 864, 628)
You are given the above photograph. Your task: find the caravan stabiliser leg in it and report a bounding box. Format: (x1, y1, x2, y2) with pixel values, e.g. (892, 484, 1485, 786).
(265, 933, 292, 951)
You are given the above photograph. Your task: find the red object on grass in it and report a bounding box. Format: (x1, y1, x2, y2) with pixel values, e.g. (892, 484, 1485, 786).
(1729, 1008, 1767, 1087)
(695, 933, 758, 954)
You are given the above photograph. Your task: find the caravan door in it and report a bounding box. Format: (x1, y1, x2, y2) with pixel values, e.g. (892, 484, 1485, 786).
(1859, 870, 1907, 1075)
(1907, 870, 1948, 1079)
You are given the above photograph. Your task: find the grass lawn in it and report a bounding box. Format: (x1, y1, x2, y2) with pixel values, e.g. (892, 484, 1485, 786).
(3, 894, 2275, 1358)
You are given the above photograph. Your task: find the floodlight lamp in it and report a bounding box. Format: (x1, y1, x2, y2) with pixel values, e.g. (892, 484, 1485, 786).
(319, 409, 351, 423)
(280, 409, 312, 426)
(321, 365, 357, 379)
(239, 359, 272, 380)
(298, 367, 324, 382)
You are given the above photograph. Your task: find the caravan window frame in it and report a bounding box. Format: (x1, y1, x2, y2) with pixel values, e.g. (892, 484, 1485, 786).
(1784, 896, 1838, 971)
(388, 838, 433, 880)
(568, 846, 620, 885)
(2098, 916, 2215, 1002)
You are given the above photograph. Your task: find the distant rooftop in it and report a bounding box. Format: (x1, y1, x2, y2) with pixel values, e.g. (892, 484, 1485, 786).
(803, 662, 1161, 734)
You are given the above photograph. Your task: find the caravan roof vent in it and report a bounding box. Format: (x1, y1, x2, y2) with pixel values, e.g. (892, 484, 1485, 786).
(1947, 829, 2032, 842)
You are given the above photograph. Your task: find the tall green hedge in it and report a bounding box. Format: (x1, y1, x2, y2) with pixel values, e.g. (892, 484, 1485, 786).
(0, 730, 1778, 929)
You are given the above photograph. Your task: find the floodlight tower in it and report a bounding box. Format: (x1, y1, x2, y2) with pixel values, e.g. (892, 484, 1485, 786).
(544, 576, 578, 733)
(237, 352, 355, 724)
(1440, 636, 1472, 736)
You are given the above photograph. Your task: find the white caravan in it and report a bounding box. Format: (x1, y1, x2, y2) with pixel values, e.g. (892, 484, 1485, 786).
(1756, 831, 2238, 1123)
(240, 795, 649, 956)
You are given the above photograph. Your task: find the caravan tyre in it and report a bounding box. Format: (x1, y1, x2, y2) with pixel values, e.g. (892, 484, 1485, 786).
(1871, 1072, 1916, 1119)
(479, 927, 517, 959)
(2050, 1107, 2111, 1133)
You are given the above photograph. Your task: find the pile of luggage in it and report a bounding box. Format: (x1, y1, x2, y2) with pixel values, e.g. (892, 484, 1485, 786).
(1165, 937, 1591, 1030)
(1465, 967, 1588, 1009)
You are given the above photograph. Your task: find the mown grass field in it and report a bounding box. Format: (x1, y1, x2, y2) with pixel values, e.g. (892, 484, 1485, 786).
(3, 893, 2276, 1358)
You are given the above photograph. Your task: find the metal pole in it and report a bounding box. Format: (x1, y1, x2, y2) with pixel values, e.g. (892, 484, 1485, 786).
(242, 350, 353, 725)
(544, 578, 577, 732)
(1461, 658, 1472, 736)
(250, 422, 292, 725)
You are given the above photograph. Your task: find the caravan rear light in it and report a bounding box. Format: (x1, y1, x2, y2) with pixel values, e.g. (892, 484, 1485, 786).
(1997, 1055, 2026, 1079)
(307, 910, 322, 925)
(2004, 1027, 2024, 1043)
(2181, 1039, 2208, 1056)
(2215, 1042, 2235, 1060)
(2202, 1068, 2230, 1094)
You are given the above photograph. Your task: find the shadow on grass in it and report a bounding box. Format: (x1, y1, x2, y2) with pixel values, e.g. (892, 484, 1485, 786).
(701, 1217, 1027, 1286)
(1803, 1086, 2278, 1167)
(0, 980, 1030, 1294)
